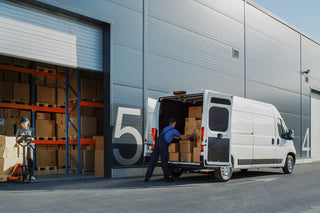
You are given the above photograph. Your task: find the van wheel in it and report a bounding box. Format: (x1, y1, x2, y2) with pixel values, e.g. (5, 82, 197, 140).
(283, 155, 295, 174)
(240, 169, 248, 173)
(214, 166, 232, 182)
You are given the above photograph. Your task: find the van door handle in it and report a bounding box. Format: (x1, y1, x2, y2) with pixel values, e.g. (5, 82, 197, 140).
(277, 139, 280, 145)
(272, 138, 275, 145)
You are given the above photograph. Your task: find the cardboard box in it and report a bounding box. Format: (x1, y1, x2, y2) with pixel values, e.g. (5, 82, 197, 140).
(179, 140, 194, 153)
(4, 109, 19, 118)
(36, 112, 51, 120)
(69, 116, 97, 137)
(180, 140, 194, 153)
(57, 78, 65, 88)
(0, 157, 23, 177)
(0, 118, 17, 136)
(168, 143, 179, 153)
(54, 113, 65, 125)
(0, 136, 22, 159)
(188, 106, 202, 118)
(46, 76, 56, 87)
(57, 149, 69, 168)
(193, 147, 201, 163)
(37, 86, 56, 105)
(70, 150, 95, 171)
(95, 150, 104, 176)
(70, 78, 97, 100)
(4, 70, 19, 82)
(169, 152, 179, 162)
(56, 124, 66, 139)
(36, 150, 57, 167)
(57, 88, 65, 106)
(180, 153, 192, 162)
(185, 117, 201, 128)
(13, 83, 30, 103)
(0, 108, 3, 118)
(0, 136, 16, 148)
(35, 120, 55, 137)
(20, 110, 31, 121)
(95, 136, 104, 150)
(0, 81, 13, 101)
(35, 75, 45, 86)
(20, 72, 29, 84)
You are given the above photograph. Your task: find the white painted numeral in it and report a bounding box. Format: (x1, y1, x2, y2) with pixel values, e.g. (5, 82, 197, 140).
(302, 128, 310, 158)
(113, 107, 142, 165)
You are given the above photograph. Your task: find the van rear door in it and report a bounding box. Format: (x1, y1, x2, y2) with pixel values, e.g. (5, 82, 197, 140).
(144, 97, 159, 157)
(204, 91, 233, 166)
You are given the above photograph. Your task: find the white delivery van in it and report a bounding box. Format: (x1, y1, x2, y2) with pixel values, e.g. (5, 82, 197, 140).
(144, 90, 296, 182)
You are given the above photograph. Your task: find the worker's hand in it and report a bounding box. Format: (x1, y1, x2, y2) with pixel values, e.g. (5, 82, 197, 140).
(20, 133, 25, 136)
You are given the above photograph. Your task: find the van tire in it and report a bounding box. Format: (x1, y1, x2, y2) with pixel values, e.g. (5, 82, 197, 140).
(214, 166, 233, 182)
(283, 155, 295, 174)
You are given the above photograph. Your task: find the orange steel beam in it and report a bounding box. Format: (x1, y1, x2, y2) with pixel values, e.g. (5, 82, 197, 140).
(80, 101, 104, 108)
(0, 103, 33, 110)
(0, 64, 65, 79)
(34, 139, 96, 145)
(33, 106, 65, 113)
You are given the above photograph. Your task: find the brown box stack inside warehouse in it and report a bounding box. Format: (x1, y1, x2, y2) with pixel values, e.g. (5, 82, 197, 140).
(169, 106, 202, 163)
(0, 58, 104, 176)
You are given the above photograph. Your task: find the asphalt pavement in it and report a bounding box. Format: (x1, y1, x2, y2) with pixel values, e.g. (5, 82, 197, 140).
(1, 163, 320, 213)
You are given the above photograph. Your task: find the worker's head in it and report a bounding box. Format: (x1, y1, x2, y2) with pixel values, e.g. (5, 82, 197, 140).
(169, 118, 177, 127)
(20, 117, 30, 129)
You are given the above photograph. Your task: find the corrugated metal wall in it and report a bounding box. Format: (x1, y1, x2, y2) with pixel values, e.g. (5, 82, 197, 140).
(16, 0, 320, 168)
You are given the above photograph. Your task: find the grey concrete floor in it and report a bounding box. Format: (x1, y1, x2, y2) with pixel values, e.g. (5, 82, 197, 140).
(1, 163, 320, 213)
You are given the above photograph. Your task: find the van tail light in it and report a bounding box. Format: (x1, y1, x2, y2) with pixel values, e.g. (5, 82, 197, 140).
(201, 145, 204, 151)
(151, 128, 157, 150)
(201, 127, 204, 142)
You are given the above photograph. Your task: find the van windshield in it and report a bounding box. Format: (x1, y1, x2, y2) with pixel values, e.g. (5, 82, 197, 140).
(209, 107, 229, 132)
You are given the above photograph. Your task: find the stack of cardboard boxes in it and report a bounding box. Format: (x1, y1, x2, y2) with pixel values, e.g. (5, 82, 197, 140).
(35, 112, 55, 138)
(168, 106, 202, 163)
(94, 136, 104, 176)
(0, 136, 23, 181)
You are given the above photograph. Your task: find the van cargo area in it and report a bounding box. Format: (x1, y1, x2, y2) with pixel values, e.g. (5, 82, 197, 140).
(159, 93, 203, 164)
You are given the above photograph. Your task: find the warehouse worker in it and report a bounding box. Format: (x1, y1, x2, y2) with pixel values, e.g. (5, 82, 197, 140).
(16, 117, 37, 181)
(145, 118, 191, 182)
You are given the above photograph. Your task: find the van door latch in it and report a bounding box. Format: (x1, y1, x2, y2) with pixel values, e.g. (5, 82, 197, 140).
(217, 133, 223, 139)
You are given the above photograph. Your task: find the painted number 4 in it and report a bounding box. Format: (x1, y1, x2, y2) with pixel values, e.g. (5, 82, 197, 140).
(114, 107, 142, 165)
(302, 128, 310, 158)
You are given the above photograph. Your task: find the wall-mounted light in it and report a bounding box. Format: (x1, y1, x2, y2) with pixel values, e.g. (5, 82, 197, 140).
(301, 69, 310, 83)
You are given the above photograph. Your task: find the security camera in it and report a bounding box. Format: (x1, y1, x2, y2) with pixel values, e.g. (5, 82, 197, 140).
(302, 69, 310, 74)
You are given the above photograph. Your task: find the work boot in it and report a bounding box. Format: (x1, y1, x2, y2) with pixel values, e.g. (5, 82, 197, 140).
(30, 176, 37, 181)
(144, 177, 150, 182)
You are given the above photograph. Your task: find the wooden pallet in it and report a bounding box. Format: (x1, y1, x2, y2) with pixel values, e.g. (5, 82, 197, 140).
(0, 99, 29, 105)
(37, 166, 57, 171)
(70, 98, 103, 103)
(69, 136, 96, 141)
(56, 105, 65, 108)
(36, 66, 56, 73)
(36, 102, 57, 108)
(36, 137, 56, 141)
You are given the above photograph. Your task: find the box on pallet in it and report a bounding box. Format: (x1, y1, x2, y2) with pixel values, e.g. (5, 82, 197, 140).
(95, 136, 104, 150)
(188, 106, 202, 118)
(168, 143, 179, 153)
(0, 136, 22, 159)
(57, 78, 65, 88)
(20, 110, 31, 121)
(193, 147, 201, 163)
(20, 72, 29, 84)
(54, 113, 65, 125)
(57, 150, 69, 168)
(180, 153, 192, 162)
(4, 109, 19, 118)
(56, 124, 65, 139)
(0, 108, 3, 118)
(70, 150, 95, 171)
(35, 75, 45, 86)
(36, 150, 57, 167)
(0, 81, 13, 101)
(70, 78, 97, 100)
(36, 86, 56, 105)
(95, 150, 104, 176)
(169, 152, 179, 162)
(57, 88, 65, 106)
(0, 118, 17, 136)
(35, 120, 55, 138)
(36, 112, 51, 120)
(69, 116, 97, 137)
(4, 71, 19, 82)
(46, 76, 56, 87)
(179, 140, 194, 153)
(13, 83, 30, 103)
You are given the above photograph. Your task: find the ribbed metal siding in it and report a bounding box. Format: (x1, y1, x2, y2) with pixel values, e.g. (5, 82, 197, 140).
(0, 0, 103, 71)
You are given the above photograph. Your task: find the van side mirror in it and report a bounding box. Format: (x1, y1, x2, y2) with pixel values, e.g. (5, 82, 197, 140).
(282, 130, 294, 140)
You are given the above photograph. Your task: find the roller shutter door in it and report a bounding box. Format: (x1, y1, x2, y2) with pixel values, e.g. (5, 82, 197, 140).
(311, 92, 320, 161)
(0, 0, 103, 71)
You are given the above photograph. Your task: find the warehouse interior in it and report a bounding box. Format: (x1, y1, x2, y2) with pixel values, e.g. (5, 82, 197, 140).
(0, 55, 106, 180)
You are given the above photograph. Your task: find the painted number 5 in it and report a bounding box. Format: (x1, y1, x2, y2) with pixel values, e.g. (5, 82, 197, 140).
(114, 107, 142, 165)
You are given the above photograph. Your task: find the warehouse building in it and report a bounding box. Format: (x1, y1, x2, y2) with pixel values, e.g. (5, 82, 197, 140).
(0, 0, 319, 178)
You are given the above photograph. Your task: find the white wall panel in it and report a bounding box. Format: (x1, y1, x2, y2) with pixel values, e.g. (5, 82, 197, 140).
(0, 0, 103, 71)
(147, 17, 244, 78)
(148, 0, 244, 50)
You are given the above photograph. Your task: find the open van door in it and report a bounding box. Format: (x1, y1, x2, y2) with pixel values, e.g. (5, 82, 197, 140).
(204, 91, 233, 166)
(144, 97, 159, 157)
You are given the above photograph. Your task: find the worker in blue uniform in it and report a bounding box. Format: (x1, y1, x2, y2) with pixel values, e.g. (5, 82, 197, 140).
(145, 118, 191, 182)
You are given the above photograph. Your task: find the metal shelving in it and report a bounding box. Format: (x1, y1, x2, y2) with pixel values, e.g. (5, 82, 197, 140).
(1, 63, 103, 174)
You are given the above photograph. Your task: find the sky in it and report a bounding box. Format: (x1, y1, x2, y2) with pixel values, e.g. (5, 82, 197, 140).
(251, 0, 320, 42)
